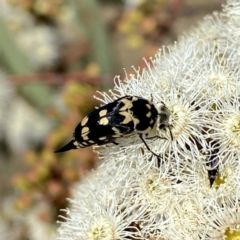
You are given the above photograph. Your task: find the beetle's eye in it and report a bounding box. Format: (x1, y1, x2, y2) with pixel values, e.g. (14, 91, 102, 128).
(158, 113, 168, 122)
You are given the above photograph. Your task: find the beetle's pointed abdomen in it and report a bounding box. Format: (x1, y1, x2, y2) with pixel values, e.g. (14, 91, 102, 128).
(54, 140, 78, 153)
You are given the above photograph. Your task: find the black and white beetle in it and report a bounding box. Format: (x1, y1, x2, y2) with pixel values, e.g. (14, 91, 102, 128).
(55, 95, 172, 157)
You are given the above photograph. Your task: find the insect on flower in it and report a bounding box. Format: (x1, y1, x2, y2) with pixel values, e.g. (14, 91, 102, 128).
(54, 95, 172, 157)
(206, 141, 220, 187)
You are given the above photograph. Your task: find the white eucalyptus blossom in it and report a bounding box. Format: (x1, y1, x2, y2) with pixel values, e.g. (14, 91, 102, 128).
(59, 167, 148, 240)
(58, 1, 240, 239)
(201, 198, 240, 240)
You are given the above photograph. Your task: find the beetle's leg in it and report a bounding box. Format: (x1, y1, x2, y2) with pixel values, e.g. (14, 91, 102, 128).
(139, 134, 162, 161)
(112, 141, 119, 145)
(145, 135, 167, 140)
(146, 126, 173, 141)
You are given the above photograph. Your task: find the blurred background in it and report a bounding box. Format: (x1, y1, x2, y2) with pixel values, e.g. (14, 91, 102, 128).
(0, 0, 225, 239)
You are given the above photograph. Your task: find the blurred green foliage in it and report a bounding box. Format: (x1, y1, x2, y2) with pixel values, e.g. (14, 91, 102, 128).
(118, 0, 184, 56)
(12, 81, 98, 221)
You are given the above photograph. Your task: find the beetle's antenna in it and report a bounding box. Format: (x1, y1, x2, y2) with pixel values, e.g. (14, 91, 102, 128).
(168, 126, 173, 141)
